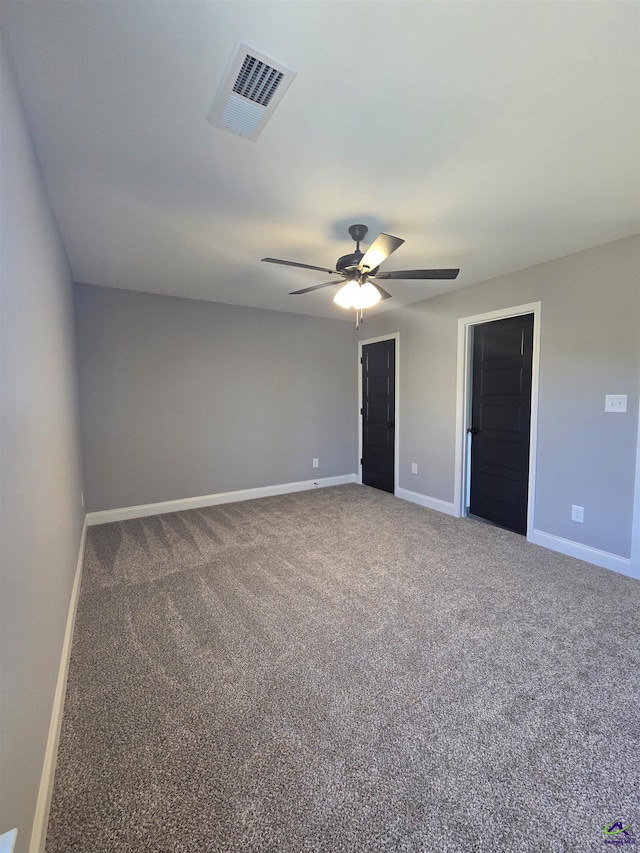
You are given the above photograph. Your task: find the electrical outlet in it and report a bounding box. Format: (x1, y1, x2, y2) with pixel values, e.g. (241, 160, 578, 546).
(312, 458, 319, 468)
(605, 395, 627, 413)
(411, 463, 418, 474)
(571, 505, 584, 523)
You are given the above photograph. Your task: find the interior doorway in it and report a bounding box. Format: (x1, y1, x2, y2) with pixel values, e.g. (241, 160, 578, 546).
(468, 313, 534, 534)
(455, 303, 541, 537)
(359, 334, 398, 495)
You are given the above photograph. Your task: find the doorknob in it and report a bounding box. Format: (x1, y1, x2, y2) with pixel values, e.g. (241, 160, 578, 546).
(467, 427, 479, 435)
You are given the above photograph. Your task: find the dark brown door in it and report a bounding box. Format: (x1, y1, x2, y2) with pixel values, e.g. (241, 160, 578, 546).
(469, 314, 534, 534)
(362, 339, 395, 494)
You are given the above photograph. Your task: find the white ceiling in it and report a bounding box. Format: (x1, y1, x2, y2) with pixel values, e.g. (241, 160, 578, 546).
(2, 1, 639, 320)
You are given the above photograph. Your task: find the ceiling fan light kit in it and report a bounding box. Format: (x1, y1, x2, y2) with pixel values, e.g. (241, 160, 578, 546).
(261, 224, 460, 327)
(333, 279, 381, 310)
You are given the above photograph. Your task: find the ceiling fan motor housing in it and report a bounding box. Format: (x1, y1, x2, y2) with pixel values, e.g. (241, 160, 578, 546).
(336, 253, 380, 277)
(336, 251, 363, 274)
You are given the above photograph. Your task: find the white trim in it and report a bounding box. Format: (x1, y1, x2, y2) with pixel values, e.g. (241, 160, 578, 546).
(631, 375, 640, 579)
(86, 474, 358, 525)
(454, 302, 542, 536)
(358, 333, 400, 494)
(529, 529, 635, 578)
(30, 516, 88, 853)
(396, 487, 457, 516)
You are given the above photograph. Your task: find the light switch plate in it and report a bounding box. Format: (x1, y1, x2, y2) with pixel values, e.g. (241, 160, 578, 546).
(605, 395, 627, 413)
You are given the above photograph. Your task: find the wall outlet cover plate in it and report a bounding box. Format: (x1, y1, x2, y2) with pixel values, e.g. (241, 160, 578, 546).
(605, 394, 627, 412)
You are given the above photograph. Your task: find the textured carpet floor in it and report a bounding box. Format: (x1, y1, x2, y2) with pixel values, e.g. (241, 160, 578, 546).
(46, 485, 639, 852)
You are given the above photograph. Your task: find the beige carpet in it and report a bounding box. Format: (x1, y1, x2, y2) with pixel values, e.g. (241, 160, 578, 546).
(46, 485, 639, 852)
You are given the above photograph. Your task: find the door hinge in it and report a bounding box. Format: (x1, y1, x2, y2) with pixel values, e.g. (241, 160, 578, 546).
(360, 357, 363, 364)
(360, 458, 363, 465)
(360, 407, 363, 415)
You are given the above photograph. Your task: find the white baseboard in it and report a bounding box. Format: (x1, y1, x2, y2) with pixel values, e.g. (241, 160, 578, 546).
(30, 516, 88, 853)
(395, 491, 637, 580)
(86, 474, 358, 526)
(396, 487, 459, 517)
(529, 529, 637, 579)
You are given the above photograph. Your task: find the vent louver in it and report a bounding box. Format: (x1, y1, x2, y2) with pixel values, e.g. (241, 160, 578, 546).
(233, 55, 284, 106)
(208, 43, 296, 142)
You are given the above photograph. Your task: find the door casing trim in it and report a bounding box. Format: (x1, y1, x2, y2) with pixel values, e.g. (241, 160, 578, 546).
(454, 302, 542, 535)
(358, 333, 400, 495)
(633, 385, 640, 578)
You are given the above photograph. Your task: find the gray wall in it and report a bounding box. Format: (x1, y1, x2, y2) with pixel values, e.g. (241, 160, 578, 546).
(75, 284, 357, 512)
(359, 235, 640, 559)
(0, 38, 84, 848)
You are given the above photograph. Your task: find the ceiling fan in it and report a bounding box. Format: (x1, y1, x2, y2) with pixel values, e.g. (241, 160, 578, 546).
(262, 224, 459, 326)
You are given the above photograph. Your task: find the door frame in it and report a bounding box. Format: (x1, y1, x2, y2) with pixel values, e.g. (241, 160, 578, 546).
(453, 302, 542, 536)
(358, 333, 400, 495)
(632, 387, 640, 579)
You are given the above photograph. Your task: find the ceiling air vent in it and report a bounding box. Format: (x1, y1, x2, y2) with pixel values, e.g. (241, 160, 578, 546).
(208, 43, 296, 142)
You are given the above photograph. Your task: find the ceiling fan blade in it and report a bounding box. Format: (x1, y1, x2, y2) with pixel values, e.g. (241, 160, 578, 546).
(373, 283, 393, 300)
(289, 279, 344, 295)
(358, 233, 405, 273)
(374, 268, 460, 280)
(262, 257, 337, 275)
